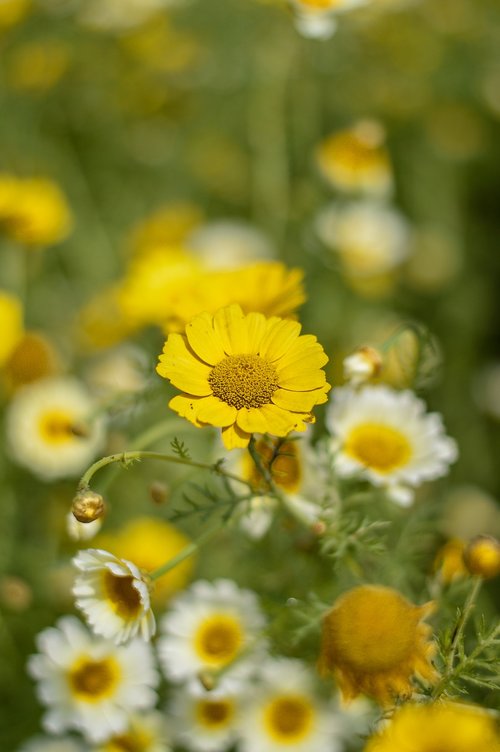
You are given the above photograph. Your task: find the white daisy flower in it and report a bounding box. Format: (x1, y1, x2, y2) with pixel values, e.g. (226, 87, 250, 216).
(238, 658, 342, 752)
(18, 737, 86, 752)
(326, 385, 458, 502)
(86, 345, 148, 400)
(27, 616, 159, 743)
(187, 220, 275, 270)
(158, 579, 267, 684)
(291, 0, 368, 39)
(228, 433, 324, 538)
(73, 549, 155, 644)
(66, 512, 102, 542)
(93, 711, 171, 752)
(169, 684, 241, 752)
(6, 377, 106, 481)
(315, 200, 412, 277)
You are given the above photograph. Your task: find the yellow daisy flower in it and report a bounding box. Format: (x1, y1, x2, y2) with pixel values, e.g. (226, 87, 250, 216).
(318, 585, 437, 706)
(363, 702, 500, 752)
(157, 304, 330, 450)
(463, 535, 500, 579)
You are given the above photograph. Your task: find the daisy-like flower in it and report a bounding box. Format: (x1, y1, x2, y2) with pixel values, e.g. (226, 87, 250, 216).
(290, 0, 368, 39)
(6, 377, 106, 481)
(93, 711, 171, 752)
(169, 684, 241, 752)
(18, 736, 86, 752)
(326, 385, 458, 504)
(239, 658, 342, 752)
(229, 432, 323, 538)
(73, 549, 155, 644)
(28, 616, 158, 743)
(319, 585, 437, 706)
(363, 701, 500, 752)
(158, 579, 267, 683)
(157, 304, 330, 450)
(316, 121, 392, 195)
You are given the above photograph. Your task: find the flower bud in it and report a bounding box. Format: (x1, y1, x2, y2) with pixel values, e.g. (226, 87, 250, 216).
(198, 670, 216, 691)
(343, 346, 382, 385)
(150, 480, 169, 505)
(463, 535, 500, 579)
(72, 488, 105, 523)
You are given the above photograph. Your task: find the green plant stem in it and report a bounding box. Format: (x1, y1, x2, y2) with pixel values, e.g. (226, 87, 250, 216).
(149, 521, 222, 581)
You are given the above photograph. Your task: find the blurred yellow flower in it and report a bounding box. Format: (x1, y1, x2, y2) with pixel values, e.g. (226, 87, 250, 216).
(2, 331, 59, 391)
(95, 517, 194, 605)
(0, 0, 30, 29)
(364, 702, 500, 752)
(433, 538, 468, 584)
(316, 121, 392, 195)
(128, 201, 204, 255)
(0, 290, 24, 367)
(78, 287, 136, 350)
(157, 304, 330, 450)
(319, 585, 437, 705)
(463, 535, 500, 580)
(0, 175, 73, 247)
(7, 41, 70, 93)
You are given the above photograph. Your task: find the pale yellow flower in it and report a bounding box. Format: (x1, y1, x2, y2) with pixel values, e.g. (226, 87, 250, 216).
(7, 41, 69, 92)
(157, 304, 330, 450)
(2, 330, 59, 391)
(319, 585, 437, 706)
(0, 290, 23, 367)
(0, 0, 30, 29)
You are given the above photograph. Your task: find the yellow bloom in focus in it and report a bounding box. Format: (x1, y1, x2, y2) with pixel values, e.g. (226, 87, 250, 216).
(157, 304, 330, 450)
(463, 535, 500, 579)
(364, 702, 500, 752)
(0, 174, 72, 247)
(433, 539, 468, 585)
(95, 517, 194, 605)
(3, 330, 59, 391)
(165, 261, 306, 333)
(7, 41, 69, 92)
(0, 0, 30, 29)
(0, 290, 23, 367)
(316, 122, 393, 196)
(319, 585, 437, 706)
(128, 201, 204, 255)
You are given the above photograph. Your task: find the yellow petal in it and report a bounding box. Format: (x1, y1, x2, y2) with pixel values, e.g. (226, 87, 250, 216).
(213, 304, 246, 355)
(185, 311, 226, 365)
(236, 407, 268, 434)
(157, 334, 212, 396)
(244, 312, 267, 355)
(276, 337, 329, 372)
(195, 395, 237, 427)
(278, 367, 327, 391)
(258, 319, 302, 361)
(258, 403, 298, 436)
(169, 394, 205, 427)
(272, 388, 322, 413)
(222, 422, 251, 449)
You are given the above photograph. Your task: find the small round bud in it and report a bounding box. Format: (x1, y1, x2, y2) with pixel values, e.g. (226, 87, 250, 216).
(463, 535, 500, 579)
(311, 521, 327, 536)
(198, 671, 216, 691)
(343, 346, 382, 386)
(150, 480, 169, 505)
(72, 488, 105, 523)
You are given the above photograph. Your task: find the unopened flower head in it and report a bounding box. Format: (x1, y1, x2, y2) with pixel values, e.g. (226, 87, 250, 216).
(157, 304, 330, 450)
(6, 377, 106, 481)
(93, 711, 171, 752)
(27, 616, 158, 742)
(343, 346, 382, 386)
(463, 535, 500, 579)
(158, 578, 267, 683)
(72, 489, 106, 524)
(316, 121, 392, 195)
(319, 585, 437, 706)
(239, 658, 342, 752)
(170, 684, 241, 752)
(433, 538, 468, 584)
(73, 549, 155, 644)
(363, 701, 500, 752)
(326, 385, 458, 503)
(95, 516, 194, 605)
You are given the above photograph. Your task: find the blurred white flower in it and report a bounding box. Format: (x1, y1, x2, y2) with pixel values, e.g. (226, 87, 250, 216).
(27, 616, 158, 743)
(326, 385, 458, 502)
(86, 345, 148, 400)
(6, 377, 106, 481)
(343, 346, 382, 386)
(158, 579, 267, 684)
(291, 0, 368, 40)
(169, 684, 242, 752)
(187, 220, 275, 270)
(73, 549, 155, 644)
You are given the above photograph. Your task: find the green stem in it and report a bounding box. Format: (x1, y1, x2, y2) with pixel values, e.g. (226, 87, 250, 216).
(78, 449, 254, 494)
(149, 522, 222, 580)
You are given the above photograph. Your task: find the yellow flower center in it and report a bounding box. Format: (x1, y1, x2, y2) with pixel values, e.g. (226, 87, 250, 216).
(245, 438, 302, 493)
(264, 695, 314, 743)
(194, 614, 244, 667)
(104, 728, 153, 752)
(38, 408, 79, 445)
(195, 699, 235, 730)
(103, 571, 143, 619)
(208, 354, 279, 409)
(68, 656, 120, 701)
(344, 422, 412, 473)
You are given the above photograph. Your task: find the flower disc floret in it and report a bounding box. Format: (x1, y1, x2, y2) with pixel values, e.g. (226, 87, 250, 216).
(157, 304, 330, 449)
(319, 585, 437, 706)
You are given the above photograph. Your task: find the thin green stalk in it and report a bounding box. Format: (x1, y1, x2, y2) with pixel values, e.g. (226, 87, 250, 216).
(149, 522, 222, 581)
